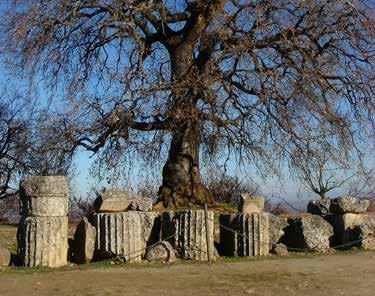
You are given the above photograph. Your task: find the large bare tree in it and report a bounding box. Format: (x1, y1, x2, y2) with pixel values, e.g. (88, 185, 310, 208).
(291, 145, 374, 199)
(0, 92, 29, 199)
(2, 1, 375, 208)
(0, 88, 71, 200)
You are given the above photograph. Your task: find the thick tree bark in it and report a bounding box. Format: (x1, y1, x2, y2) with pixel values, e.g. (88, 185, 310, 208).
(157, 115, 213, 208)
(156, 8, 219, 209)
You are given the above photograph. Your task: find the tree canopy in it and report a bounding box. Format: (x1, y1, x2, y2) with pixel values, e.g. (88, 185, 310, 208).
(1, 0, 375, 207)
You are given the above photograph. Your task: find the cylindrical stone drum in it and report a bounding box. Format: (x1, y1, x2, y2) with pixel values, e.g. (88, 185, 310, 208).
(17, 216, 68, 267)
(162, 210, 215, 261)
(19, 176, 68, 217)
(95, 211, 160, 263)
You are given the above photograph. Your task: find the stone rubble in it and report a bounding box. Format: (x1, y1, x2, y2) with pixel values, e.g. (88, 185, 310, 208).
(271, 243, 288, 256)
(145, 241, 176, 263)
(0, 247, 10, 267)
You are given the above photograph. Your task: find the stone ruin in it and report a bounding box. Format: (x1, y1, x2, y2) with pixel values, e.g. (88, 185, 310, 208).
(72, 217, 95, 264)
(162, 210, 216, 261)
(308, 196, 375, 250)
(94, 189, 153, 213)
(283, 215, 333, 252)
(220, 194, 269, 257)
(267, 195, 375, 253)
(17, 176, 68, 267)
(73, 189, 216, 264)
(238, 194, 265, 214)
(95, 211, 160, 262)
(10, 176, 375, 269)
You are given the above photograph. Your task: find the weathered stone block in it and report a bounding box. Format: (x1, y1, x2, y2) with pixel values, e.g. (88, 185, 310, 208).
(17, 216, 68, 267)
(357, 224, 375, 250)
(271, 243, 288, 256)
(162, 210, 215, 261)
(139, 211, 161, 247)
(95, 212, 160, 262)
(238, 194, 265, 214)
(307, 198, 331, 216)
(19, 176, 68, 217)
(330, 196, 370, 214)
(219, 213, 269, 257)
(237, 213, 269, 256)
(325, 213, 375, 249)
(94, 189, 133, 213)
(284, 215, 333, 252)
(145, 241, 176, 263)
(0, 248, 10, 267)
(129, 198, 153, 212)
(73, 217, 96, 264)
(267, 213, 288, 250)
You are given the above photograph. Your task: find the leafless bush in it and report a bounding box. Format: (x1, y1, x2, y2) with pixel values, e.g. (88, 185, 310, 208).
(264, 201, 290, 215)
(0, 87, 72, 201)
(204, 173, 259, 205)
(0, 195, 20, 224)
(367, 197, 375, 212)
(135, 182, 159, 202)
(68, 193, 95, 222)
(0, 90, 31, 200)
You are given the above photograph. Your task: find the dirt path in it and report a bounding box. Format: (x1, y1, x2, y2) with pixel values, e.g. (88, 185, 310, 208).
(1, 252, 374, 296)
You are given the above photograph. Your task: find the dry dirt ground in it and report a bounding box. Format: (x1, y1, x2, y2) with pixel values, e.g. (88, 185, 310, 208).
(0, 252, 374, 296)
(1, 225, 375, 296)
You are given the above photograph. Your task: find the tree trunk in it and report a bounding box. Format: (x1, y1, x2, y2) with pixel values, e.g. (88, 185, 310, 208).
(157, 114, 213, 209)
(156, 12, 216, 208)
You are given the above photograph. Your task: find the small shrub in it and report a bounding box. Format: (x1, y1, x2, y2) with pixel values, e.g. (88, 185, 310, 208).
(367, 197, 375, 212)
(204, 173, 259, 205)
(265, 201, 290, 215)
(69, 193, 95, 221)
(135, 182, 158, 202)
(0, 195, 20, 224)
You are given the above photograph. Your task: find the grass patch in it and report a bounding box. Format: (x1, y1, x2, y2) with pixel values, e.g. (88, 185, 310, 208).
(0, 225, 17, 254)
(211, 202, 237, 213)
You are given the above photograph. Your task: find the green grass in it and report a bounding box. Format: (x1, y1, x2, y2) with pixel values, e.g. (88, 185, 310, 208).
(211, 202, 238, 212)
(0, 225, 17, 254)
